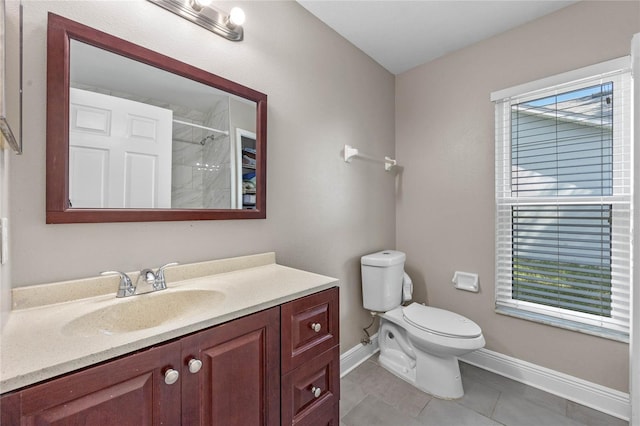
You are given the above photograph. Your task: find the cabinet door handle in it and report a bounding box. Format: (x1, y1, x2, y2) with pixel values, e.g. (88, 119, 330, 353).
(164, 368, 180, 385)
(311, 386, 322, 398)
(310, 322, 322, 333)
(188, 358, 203, 374)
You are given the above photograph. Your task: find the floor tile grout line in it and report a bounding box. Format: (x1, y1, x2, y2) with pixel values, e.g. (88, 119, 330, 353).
(488, 389, 502, 421)
(490, 395, 508, 426)
(417, 395, 434, 419)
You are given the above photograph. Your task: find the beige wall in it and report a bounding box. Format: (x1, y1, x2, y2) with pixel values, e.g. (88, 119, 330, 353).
(6, 0, 396, 352)
(396, 0, 639, 392)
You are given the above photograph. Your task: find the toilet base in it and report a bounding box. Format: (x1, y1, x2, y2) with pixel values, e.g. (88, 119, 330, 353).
(378, 321, 417, 384)
(379, 349, 464, 400)
(414, 351, 464, 399)
(379, 348, 417, 384)
(377, 318, 466, 400)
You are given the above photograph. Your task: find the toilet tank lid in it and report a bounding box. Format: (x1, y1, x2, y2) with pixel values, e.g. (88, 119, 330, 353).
(361, 250, 406, 267)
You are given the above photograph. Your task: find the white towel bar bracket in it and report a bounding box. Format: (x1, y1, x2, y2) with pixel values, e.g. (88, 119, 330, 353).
(343, 144, 397, 172)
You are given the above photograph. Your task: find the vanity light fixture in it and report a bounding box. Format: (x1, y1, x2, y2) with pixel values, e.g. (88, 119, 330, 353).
(147, 0, 245, 41)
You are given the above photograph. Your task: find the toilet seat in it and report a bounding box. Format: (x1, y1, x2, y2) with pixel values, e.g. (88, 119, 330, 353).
(402, 303, 482, 339)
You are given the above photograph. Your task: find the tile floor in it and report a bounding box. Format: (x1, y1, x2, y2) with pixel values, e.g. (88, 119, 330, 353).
(340, 356, 628, 426)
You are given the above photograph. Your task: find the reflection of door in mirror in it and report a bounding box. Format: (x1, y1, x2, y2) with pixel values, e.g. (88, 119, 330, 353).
(69, 88, 173, 208)
(234, 129, 257, 209)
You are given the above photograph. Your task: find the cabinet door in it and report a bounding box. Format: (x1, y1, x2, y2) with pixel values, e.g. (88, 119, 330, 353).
(2, 341, 182, 425)
(181, 307, 280, 426)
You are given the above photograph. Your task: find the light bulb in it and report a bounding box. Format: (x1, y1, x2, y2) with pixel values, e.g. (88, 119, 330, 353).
(189, 0, 212, 12)
(228, 7, 245, 27)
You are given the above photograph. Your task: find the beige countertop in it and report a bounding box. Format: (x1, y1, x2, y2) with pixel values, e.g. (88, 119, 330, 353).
(1, 253, 338, 393)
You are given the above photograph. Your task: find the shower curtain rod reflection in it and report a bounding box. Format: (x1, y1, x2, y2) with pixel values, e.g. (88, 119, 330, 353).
(173, 119, 230, 136)
(343, 144, 397, 171)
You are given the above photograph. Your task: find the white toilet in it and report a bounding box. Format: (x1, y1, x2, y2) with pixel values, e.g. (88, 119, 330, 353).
(361, 250, 485, 399)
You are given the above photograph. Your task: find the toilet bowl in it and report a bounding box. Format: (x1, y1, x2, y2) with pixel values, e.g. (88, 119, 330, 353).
(360, 250, 485, 399)
(378, 303, 484, 399)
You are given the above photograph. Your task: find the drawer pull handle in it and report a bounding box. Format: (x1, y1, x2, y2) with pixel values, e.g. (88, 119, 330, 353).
(311, 386, 322, 398)
(310, 322, 322, 333)
(164, 368, 180, 385)
(188, 358, 203, 374)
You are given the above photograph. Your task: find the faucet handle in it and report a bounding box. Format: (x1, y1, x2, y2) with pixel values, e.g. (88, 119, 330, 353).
(101, 271, 135, 298)
(156, 262, 179, 273)
(154, 262, 178, 291)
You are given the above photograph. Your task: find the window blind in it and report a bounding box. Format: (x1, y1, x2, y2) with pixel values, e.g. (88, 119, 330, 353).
(494, 59, 632, 339)
(512, 204, 613, 317)
(511, 82, 613, 198)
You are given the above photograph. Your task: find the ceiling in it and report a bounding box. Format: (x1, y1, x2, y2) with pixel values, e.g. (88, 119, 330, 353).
(296, 1, 578, 75)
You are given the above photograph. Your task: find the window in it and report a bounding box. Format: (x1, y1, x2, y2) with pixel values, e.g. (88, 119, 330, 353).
(493, 58, 632, 340)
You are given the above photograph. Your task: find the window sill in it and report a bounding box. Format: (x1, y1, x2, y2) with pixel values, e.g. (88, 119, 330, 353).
(495, 306, 629, 343)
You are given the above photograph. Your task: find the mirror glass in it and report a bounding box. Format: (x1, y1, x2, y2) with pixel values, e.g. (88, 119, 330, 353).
(70, 40, 257, 210)
(47, 13, 267, 223)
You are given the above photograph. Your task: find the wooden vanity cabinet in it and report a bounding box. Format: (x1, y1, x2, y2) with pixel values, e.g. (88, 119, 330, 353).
(1, 287, 340, 426)
(1, 307, 279, 426)
(281, 287, 340, 426)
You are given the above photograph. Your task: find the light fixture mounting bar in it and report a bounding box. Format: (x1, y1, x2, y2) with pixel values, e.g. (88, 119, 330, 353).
(147, 0, 243, 41)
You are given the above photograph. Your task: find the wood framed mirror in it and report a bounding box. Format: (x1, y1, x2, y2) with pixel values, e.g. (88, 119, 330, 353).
(46, 13, 267, 223)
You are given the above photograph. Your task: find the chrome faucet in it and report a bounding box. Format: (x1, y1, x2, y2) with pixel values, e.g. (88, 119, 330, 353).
(101, 262, 178, 298)
(101, 270, 135, 298)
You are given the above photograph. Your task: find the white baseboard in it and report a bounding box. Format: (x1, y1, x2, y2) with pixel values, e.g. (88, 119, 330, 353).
(460, 349, 630, 421)
(340, 337, 630, 421)
(340, 333, 379, 377)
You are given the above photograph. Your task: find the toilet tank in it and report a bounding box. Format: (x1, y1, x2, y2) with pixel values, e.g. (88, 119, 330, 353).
(361, 250, 406, 311)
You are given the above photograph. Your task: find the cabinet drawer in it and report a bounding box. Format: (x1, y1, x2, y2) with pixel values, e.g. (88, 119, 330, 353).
(281, 346, 340, 426)
(286, 402, 339, 426)
(281, 287, 339, 372)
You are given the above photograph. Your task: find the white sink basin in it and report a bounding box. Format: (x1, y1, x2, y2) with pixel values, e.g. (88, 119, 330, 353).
(62, 289, 225, 337)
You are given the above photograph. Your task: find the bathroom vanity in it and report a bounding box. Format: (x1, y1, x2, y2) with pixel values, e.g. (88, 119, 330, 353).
(0, 253, 340, 425)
